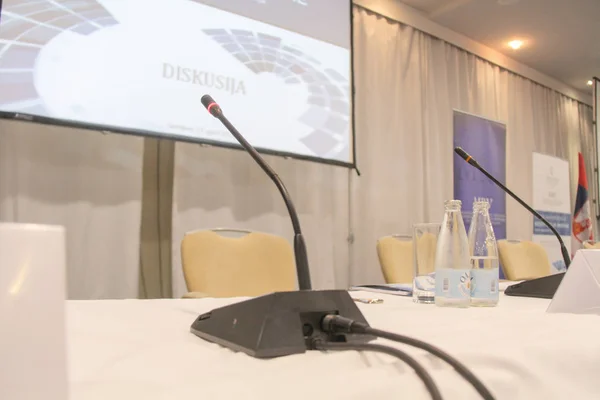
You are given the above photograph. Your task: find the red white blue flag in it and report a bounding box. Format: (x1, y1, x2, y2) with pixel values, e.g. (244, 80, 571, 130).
(572, 152, 593, 255)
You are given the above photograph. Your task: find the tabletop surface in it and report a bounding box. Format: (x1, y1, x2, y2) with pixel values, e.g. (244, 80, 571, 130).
(67, 292, 600, 400)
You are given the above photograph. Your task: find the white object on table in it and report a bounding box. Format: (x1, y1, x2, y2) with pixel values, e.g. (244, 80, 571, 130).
(0, 223, 68, 400)
(548, 249, 600, 315)
(67, 292, 600, 399)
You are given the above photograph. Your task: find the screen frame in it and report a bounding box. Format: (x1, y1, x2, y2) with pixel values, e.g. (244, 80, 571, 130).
(0, 0, 357, 169)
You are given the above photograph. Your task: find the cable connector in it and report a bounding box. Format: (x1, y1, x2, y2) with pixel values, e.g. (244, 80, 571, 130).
(321, 314, 369, 334)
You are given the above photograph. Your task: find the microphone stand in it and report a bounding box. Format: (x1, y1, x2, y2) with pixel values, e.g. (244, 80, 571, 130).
(189, 95, 373, 358)
(455, 147, 569, 299)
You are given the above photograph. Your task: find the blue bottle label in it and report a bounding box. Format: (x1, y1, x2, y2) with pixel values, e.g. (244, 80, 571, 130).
(435, 268, 471, 300)
(470, 269, 499, 299)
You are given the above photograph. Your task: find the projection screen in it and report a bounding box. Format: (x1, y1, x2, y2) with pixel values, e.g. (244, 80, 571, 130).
(0, 0, 354, 165)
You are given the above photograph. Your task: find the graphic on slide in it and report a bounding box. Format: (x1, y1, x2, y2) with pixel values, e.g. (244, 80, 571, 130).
(0, 0, 353, 163)
(0, 0, 118, 114)
(203, 28, 349, 157)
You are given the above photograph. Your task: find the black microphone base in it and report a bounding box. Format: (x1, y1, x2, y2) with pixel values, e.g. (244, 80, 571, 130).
(504, 273, 564, 299)
(190, 290, 375, 358)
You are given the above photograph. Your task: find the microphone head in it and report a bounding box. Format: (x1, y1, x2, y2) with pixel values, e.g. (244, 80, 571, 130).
(454, 147, 470, 161)
(201, 94, 222, 117)
(454, 147, 478, 167)
(201, 95, 214, 109)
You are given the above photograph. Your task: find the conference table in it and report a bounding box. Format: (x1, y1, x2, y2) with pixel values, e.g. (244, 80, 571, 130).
(67, 292, 600, 400)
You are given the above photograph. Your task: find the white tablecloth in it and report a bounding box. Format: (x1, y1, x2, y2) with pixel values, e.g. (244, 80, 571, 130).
(67, 293, 600, 400)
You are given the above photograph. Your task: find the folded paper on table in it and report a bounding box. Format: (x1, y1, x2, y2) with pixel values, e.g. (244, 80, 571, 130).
(349, 283, 413, 296)
(350, 276, 521, 297)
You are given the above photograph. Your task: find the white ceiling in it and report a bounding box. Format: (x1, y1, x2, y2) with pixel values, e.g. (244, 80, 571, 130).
(397, 0, 600, 93)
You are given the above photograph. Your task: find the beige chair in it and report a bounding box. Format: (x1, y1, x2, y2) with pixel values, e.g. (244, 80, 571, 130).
(497, 240, 551, 280)
(181, 229, 296, 298)
(377, 235, 413, 283)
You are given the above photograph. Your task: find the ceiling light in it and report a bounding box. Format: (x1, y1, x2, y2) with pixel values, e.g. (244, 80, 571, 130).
(508, 40, 523, 50)
(587, 80, 593, 86)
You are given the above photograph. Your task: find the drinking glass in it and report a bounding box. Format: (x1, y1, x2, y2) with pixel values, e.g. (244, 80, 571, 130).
(412, 223, 440, 304)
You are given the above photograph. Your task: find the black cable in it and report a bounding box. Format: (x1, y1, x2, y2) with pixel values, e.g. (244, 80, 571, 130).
(313, 340, 443, 400)
(365, 327, 494, 399)
(322, 315, 495, 400)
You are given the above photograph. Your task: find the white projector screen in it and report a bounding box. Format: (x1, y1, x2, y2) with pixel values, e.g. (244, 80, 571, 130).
(0, 0, 354, 165)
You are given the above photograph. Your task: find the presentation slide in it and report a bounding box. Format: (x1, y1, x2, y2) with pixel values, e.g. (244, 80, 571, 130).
(0, 0, 353, 164)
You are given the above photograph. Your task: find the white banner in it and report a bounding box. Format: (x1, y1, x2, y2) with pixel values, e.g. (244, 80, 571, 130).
(532, 153, 571, 273)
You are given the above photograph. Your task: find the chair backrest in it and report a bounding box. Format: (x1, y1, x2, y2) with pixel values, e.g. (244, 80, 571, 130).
(181, 229, 296, 297)
(377, 235, 413, 283)
(497, 240, 551, 280)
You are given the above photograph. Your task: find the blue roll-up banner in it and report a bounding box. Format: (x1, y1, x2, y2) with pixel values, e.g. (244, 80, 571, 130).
(453, 110, 507, 278)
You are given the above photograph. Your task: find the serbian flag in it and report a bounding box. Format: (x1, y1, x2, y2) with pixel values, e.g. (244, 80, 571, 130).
(572, 152, 593, 255)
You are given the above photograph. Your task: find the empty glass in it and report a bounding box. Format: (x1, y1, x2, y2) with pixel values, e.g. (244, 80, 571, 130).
(412, 223, 440, 304)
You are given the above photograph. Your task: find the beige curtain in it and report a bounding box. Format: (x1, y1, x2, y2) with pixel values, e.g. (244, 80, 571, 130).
(0, 120, 144, 299)
(350, 7, 593, 285)
(5, 7, 593, 298)
(4, 6, 589, 297)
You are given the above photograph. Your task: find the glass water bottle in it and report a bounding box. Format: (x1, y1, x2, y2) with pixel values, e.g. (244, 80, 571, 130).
(435, 200, 471, 307)
(468, 200, 499, 306)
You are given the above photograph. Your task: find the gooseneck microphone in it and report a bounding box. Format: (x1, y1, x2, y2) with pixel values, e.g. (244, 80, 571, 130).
(191, 94, 373, 359)
(454, 147, 569, 298)
(201, 94, 311, 290)
(188, 100, 495, 399)
(455, 147, 571, 268)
